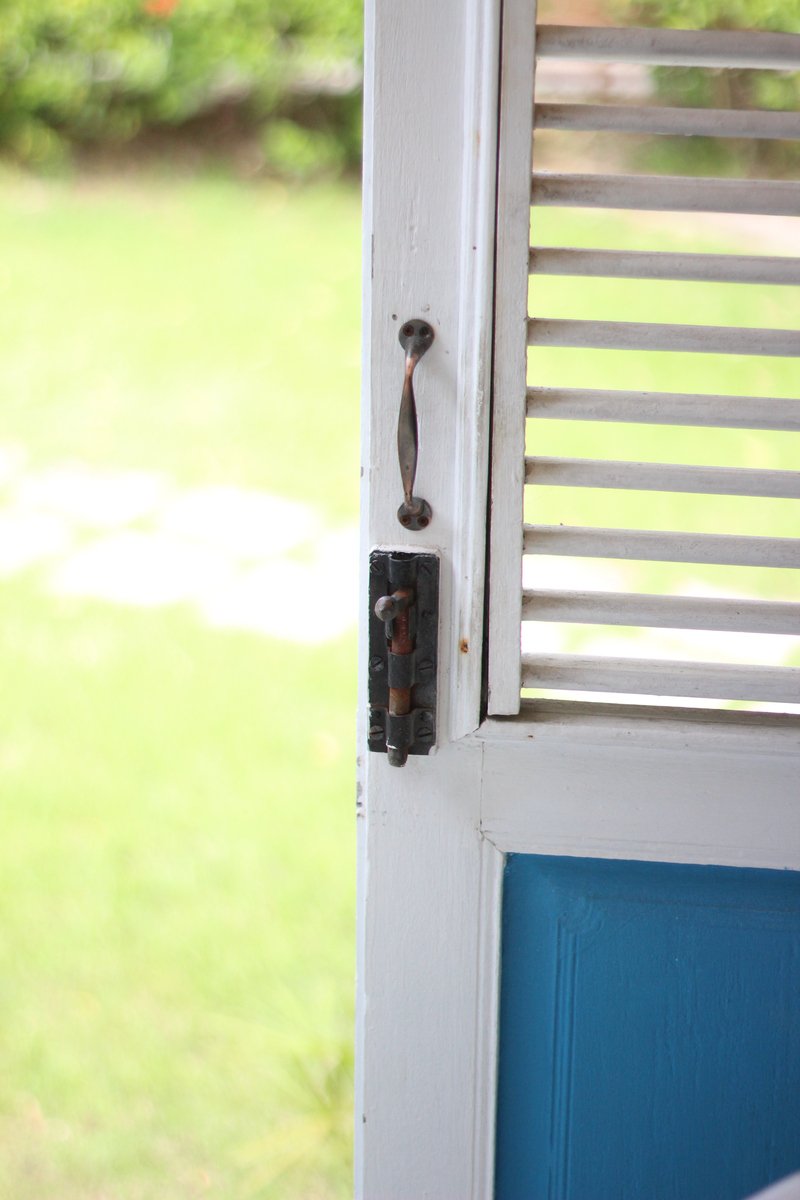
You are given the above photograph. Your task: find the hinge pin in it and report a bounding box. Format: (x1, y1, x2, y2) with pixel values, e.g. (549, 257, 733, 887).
(367, 552, 438, 767)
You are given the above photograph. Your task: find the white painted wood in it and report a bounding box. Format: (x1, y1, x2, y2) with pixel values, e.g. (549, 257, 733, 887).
(536, 24, 800, 71)
(360, 4, 800, 1194)
(528, 318, 800, 356)
(484, 697, 800, 742)
(527, 387, 800, 431)
(526, 456, 800, 497)
(523, 524, 800, 568)
(449, 0, 503, 741)
(486, 0, 537, 716)
(522, 588, 800, 635)
(357, 744, 486, 1199)
(532, 172, 800, 216)
(471, 837, 505, 1200)
(530, 247, 800, 286)
(358, 0, 501, 1193)
(478, 707, 800, 870)
(535, 102, 800, 140)
(522, 653, 800, 702)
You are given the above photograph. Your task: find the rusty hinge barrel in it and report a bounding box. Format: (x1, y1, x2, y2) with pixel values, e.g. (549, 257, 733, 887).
(368, 551, 439, 766)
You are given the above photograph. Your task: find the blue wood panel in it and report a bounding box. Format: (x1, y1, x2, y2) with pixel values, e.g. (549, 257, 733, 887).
(495, 856, 800, 1200)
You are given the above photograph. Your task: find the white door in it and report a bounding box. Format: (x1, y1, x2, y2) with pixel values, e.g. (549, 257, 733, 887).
(357, 3, 800, 1197)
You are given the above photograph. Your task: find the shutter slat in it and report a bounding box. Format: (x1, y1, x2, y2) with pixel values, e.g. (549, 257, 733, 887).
(528, 318, 800, 356)
(522, 589, 800, 635)
(526, 457, 800, 498)
(529, 247, 800, 286)
(522, 654, 800, 702)
(523, 525, 800, 569)
(535, 103, 800, 141)
(532, 172, 800, 216)
(526, 388, 800, 431)
(535, 24, 800, 70)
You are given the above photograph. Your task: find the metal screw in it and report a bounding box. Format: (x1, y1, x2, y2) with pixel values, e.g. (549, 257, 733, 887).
(370, 656, 385, 673)
(417, 659, 433, 674)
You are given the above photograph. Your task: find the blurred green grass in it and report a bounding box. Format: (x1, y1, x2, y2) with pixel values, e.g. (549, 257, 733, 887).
(0, 172, 361, 520)
(0, 169, 797, 1200)
(0, 173, 361, 1199)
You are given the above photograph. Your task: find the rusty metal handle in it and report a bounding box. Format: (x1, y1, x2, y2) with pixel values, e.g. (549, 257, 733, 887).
(397, 319, 434, 530)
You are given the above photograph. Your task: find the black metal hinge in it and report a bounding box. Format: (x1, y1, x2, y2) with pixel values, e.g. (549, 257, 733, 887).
(368, 550, 439, 767)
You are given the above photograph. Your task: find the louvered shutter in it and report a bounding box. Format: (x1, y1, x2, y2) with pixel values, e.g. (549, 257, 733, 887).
(488, 17, 800, 716)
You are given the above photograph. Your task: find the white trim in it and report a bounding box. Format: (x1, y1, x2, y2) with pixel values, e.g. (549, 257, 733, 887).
(486, 0, 537, 715)
(360, 0, 497, 743)
(356, 743, 487, 1199)
(471, 836, 505, 1199)
(479, 707, 800, 870)
(451, 0, 502, 740)
(357, 1, 502, 1193)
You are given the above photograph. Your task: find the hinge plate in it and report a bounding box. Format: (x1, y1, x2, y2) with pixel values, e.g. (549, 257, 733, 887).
(368, 550, 439, 762)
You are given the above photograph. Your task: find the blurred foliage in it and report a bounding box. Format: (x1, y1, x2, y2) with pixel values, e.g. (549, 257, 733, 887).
(0, 0, 362, 172)
(626, 0, 800, 176)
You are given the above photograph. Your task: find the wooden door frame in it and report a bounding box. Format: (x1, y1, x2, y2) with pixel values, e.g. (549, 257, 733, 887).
(356, 0, 502, 1193)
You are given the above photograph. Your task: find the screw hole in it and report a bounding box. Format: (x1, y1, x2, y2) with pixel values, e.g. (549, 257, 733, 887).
(402, 323, 415, 337)
(418, 516, 429, 528)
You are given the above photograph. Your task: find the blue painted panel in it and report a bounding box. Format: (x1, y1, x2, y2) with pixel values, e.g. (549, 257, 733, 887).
(495, 856, 800, 1200)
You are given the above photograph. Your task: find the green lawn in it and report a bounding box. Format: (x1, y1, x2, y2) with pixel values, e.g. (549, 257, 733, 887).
(0, 173, 361, 1200)
(0, 168, 796, 1200)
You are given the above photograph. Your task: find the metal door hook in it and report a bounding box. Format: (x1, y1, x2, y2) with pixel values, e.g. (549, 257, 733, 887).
(396, 319, 434, 530)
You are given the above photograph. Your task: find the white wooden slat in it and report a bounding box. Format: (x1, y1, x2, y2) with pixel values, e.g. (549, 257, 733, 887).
(526, 388, 800, 431)
(535, 24, 800, 71)
(534, 103, 800, 141)
(522, 654, 800, 703)
(486, 0, 537, 716)
(523, 525, 800, 569)
(528, 318, 800, 357)
(525, 456, 800, 498)
(529, 247, 800, 286)
(522, 589, 800, 635)
(532, 172, 800, 216)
